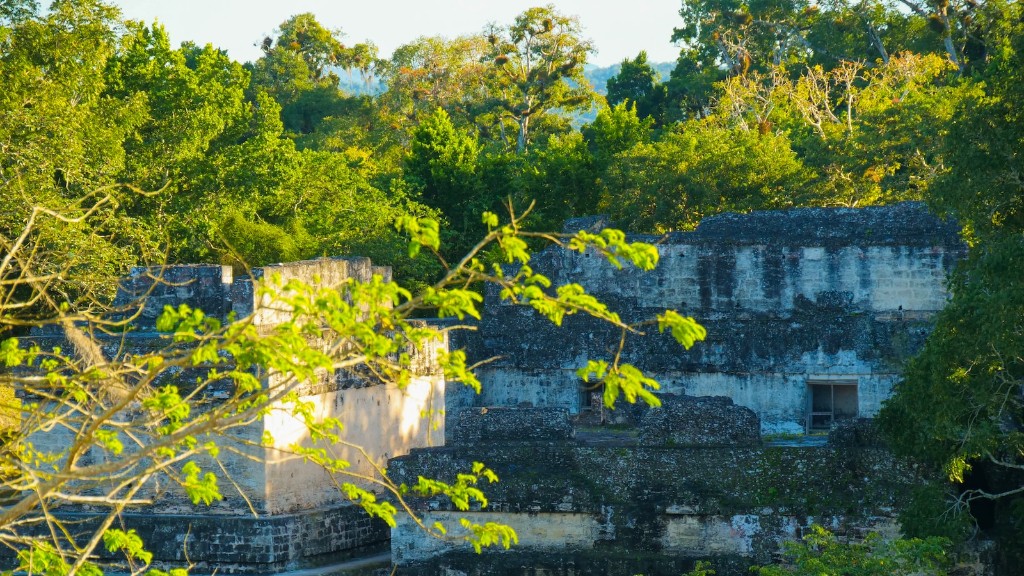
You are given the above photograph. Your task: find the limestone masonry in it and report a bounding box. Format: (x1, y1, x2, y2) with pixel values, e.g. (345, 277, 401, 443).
(26, 258, 445, 573)
(20, 203, 967, 575)
(450, 202, 965, 433)
(392, 202, 967, 575)
(390, 404, 917, 575)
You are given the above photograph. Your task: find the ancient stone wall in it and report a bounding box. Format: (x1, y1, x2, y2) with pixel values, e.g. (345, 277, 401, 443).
(448, 407, 575, 444)
(25, 257, 444, 571)
(389, 402, 918, 575)
(451, 203, 964, 433)
(54, 504, 387, 573)
(14, 203, 968, 573)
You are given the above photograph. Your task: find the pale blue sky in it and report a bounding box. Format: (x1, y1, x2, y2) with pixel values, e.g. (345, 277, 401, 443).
(111, 1, 684, 67)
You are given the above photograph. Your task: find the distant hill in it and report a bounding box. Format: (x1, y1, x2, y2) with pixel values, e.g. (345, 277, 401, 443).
(583, 61, 675, 95)
(566, 60, 674, 126)
(332, 67, 385, 96)
(331, 61, 675, 98)
(329, 61, 676, 125)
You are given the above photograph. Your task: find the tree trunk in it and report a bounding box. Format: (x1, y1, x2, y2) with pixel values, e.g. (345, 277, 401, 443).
(944, 32, 963, 75)
(516, 115, 529, 153)
(865, 23, 889, 64)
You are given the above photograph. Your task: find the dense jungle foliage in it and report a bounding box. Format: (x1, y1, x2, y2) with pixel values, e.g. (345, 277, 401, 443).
(2, 0, 1024, 568)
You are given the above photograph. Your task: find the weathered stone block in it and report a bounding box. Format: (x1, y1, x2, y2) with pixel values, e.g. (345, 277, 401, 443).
(114, 264, 233, 327)
(448, 407, 573, 444)
(827, 417, 885, 447)
(17, 504, 391, 574)
(637, 395, 761, 447)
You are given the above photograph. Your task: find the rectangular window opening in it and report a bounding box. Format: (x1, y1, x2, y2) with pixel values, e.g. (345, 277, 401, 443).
(806, 380, 858, 432)
(579, 383, 603, 414)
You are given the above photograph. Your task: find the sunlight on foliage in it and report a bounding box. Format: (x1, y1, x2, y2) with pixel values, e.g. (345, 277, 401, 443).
(753, 525, 950, 576)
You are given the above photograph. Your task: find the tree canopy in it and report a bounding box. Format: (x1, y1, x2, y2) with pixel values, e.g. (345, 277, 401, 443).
(876, 6, 1024, 557)
(5, 0, 1024, 570)
(483, 5, 596, 152)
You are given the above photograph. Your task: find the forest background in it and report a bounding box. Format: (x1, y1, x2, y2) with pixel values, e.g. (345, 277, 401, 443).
(2, 0, 1024, 570)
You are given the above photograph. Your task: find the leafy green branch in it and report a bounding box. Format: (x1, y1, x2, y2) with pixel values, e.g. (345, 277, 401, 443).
(0, 194, 707, 569)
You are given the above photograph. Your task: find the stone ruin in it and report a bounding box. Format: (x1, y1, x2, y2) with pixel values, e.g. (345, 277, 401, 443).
(389, 396, 916, 575)
(389, 202, 965, 575)
(24, 257, 445, 573)
(449, 201, 965, 434)
(14, 202, 967, 574)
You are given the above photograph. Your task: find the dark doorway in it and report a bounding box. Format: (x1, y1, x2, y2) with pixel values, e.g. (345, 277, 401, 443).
(806, 380, 858, 432)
